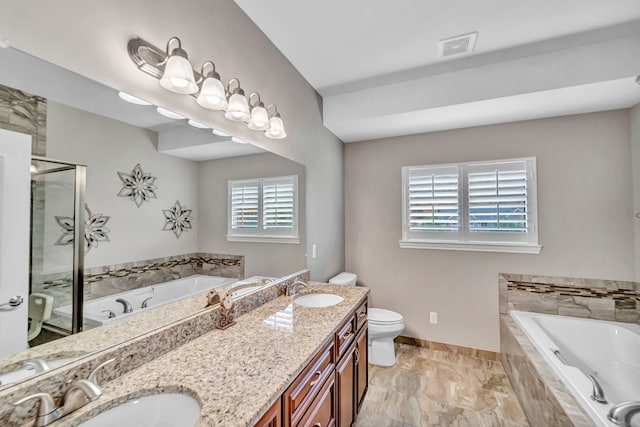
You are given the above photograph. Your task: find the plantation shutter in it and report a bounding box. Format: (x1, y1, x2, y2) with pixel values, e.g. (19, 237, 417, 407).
(406, 166, 459, 233)
(230, 180, 259, 230)
(467, 161, 528, 233)
(263, 176, 296, 230)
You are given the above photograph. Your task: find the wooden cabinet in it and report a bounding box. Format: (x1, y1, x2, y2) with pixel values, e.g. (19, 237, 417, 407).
(256, 397, 282, 427)
(297, 373, 337, 427)
(258, 296, 368, 427)
(355, 326, 368, 414)
(336, 343, 356, 427)
(284, 340, 335, 427)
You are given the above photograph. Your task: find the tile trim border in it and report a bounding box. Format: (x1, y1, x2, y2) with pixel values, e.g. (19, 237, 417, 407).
(396, 335, 500, 361)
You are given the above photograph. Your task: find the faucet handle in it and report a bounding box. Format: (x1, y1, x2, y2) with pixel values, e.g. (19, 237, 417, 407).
(14, 393, 59, 424)
(88, 358, 115, 387)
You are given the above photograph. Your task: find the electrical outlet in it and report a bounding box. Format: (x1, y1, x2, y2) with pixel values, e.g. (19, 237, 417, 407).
(430, 312, 438, 324)
(312, 244, 317, 259)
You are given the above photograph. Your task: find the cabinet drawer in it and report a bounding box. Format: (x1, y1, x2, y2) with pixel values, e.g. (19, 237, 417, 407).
(284, 340, 335, 427)
(335, 316, 355, 360)
(355, 300, 368, 331)
(296, 372, 336, 427)
(255, 397, 281, 427)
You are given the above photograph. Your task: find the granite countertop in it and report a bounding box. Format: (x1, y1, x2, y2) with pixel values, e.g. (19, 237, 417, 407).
(55, 284, 369, 427)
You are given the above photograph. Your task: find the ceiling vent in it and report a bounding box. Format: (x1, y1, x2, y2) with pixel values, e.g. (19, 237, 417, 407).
(439, 32, 478, 57)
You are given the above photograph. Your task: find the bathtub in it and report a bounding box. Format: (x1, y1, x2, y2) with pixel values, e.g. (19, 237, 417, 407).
(511, 311, 640, 427)
(54, 275, 238, 326)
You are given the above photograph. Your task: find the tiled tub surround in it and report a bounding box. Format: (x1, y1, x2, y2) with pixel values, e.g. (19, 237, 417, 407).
(32, 253, 244, 309)
(57, 285, 369, 427)
(499, 273, 640, 427)
(0, 270, 310, 425)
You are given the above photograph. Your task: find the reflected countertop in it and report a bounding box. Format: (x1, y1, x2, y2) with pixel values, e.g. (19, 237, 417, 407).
(56, 283, 369, 427)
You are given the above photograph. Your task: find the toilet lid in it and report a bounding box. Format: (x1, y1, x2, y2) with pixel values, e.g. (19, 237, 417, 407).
(368, 308, 403, 324)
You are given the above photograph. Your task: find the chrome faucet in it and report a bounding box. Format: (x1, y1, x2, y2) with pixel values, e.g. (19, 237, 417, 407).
(115, 298, 133, 313)
(287, 280, 308, 297)
(23, 358, 52, 374)
(587, 374, 607, 404)
(13, 358, 115, 426)
(141, 297, 152, 309)
(608, 401, 640, 427)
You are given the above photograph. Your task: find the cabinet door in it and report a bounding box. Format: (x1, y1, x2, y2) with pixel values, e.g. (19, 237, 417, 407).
(355, 326, 368, 413)
(255, 397, 282, 427)
(336, 344, 356, 427)
(297, 372, 336, 427)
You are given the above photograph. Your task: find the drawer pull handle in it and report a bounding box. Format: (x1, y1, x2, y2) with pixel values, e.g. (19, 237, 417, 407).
(314, 424, 322, 427)
(358, 311, 366, 319)
(309, 370, 322, 387)
(354, 348, 360, 364)
(340, 331, 352, 341)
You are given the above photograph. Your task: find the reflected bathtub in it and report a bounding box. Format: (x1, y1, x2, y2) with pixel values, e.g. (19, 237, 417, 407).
(511, 310, 640, 427)
(55, 275, 238, 326)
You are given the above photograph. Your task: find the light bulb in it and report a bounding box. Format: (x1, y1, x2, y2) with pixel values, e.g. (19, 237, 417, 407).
(225, 93, 250, 122)
(265, 116, 287, 139)
(197, 77, 227, 111)
(247, 105, 270, 131)
(160, 53, 198, 94)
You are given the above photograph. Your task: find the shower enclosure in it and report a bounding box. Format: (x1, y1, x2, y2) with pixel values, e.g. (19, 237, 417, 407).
(29, 156, 86, 340)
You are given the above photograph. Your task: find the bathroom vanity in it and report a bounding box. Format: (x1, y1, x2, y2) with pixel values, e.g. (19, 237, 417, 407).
(7, 280, 369, 427)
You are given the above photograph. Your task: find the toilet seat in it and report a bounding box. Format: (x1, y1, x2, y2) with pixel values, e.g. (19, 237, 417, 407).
(368, 308, 404, 325)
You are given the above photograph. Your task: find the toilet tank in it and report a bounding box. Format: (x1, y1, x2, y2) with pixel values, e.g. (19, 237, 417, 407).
(329, 272, 357, 286)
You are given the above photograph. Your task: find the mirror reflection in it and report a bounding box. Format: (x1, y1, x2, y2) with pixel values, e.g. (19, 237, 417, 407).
(0, 47, 305, 389)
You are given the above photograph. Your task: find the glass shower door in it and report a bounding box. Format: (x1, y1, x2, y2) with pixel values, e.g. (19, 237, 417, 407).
(29, 157, 85, 343)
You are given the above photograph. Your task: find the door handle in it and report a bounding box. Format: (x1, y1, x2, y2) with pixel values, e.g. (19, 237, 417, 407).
(0, 295, 24, 309)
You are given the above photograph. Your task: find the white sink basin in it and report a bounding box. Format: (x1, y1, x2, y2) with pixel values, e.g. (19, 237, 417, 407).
(294, 293, 344, 308)
(79, 393, 200, 427)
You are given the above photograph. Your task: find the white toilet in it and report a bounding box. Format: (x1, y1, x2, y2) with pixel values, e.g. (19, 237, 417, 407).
(329, 272, 405, 367)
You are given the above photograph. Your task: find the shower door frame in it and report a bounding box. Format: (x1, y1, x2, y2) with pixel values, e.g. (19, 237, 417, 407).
(31, 155, 86, 334)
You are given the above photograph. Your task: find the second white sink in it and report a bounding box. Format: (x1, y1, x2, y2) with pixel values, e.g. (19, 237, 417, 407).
(79, 393, 200, 427)
(294, 293, 344, 308)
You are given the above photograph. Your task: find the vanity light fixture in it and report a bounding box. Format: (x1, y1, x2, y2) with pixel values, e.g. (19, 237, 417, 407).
(196, 61, 227, 111)
(118, 91, 152, 106)
(224, 79, 250, 122)
(157, 107, 185, 120)
(231, 136, 249, 144)
(187, 119, 209, 129)
(265, 104, 287, 139)
(127, 36, 287, 138)
(212, 129, 230, 137)
(247, 93, 270, 131)
(159, 37, 198, 95)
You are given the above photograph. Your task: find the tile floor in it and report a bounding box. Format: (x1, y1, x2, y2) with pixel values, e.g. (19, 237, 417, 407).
(356, 343, 529, 427)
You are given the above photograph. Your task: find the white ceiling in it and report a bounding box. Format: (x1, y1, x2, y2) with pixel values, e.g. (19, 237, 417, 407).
(234, 0, 640, 142)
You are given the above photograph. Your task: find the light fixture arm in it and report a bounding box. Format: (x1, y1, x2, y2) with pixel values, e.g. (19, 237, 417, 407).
(199, 61, 220, 84)
(266, 104, 281, 118)
(226, 78, 243, 96)
(248, 92, 264, 108)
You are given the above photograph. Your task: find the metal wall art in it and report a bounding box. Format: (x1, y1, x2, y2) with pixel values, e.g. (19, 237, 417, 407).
(117, 163, 158, 208)
(162, 200, 193, 238)
(55, 204, 111, 252)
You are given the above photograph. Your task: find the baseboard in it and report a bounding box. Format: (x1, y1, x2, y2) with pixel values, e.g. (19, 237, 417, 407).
(396, 335, 500, 361)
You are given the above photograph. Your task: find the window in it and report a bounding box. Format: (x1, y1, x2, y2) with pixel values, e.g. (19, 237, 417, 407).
(400, 158, 540, 253)
(227, 175, 299, 243)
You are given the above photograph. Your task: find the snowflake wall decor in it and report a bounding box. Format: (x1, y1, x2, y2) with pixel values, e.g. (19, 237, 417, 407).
(162, 200, 193, 239)
(117, 163, 158, 208)
(55, 204, 111, 252)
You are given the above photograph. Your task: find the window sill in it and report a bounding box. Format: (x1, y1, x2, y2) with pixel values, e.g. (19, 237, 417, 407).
(227, 235, 300, 244)
(399, 240, 542, 254)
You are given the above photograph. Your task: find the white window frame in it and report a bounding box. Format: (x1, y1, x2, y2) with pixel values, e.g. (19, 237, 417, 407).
(227, 175, 299, 244)
(400, 157, 541, 254)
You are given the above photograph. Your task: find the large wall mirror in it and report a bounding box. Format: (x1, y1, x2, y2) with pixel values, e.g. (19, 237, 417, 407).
(0, 47, 306, 389)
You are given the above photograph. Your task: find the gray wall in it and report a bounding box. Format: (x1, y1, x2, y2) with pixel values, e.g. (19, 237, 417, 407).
(0, 0, 345, 281)
(47, 102, 199, 268)
(345, 110, 634, 351)
(632, 104, 640, 281)
(198, 153, 306, 277)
